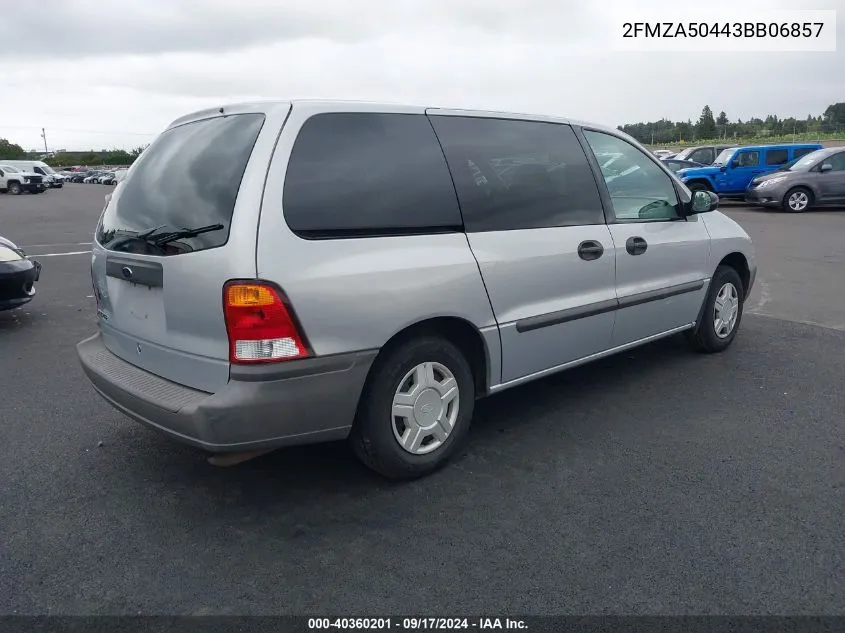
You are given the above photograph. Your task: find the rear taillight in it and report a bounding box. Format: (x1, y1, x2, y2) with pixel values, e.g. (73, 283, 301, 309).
(223, 281, 310, 364)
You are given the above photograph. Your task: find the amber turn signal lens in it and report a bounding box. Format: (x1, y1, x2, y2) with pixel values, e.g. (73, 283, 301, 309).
(225, 284, 276, 307)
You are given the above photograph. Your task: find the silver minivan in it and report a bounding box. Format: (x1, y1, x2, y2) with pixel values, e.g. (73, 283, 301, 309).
(77, 100, 756, 479)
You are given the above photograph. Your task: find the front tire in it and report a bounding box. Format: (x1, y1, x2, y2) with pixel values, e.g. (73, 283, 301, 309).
(350, 337, 475, 480)
(7, 181, 22, 195)
(686, 265, 745, 353)
(782, 186, 813, 213)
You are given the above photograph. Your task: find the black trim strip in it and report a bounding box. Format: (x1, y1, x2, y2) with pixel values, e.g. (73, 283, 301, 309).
(617, 280, 706, 310)
(515, 298, 618, 333)
(293, 225, 464, 240)
(514, 280, 707, 333)
(106, 256, 163, 288)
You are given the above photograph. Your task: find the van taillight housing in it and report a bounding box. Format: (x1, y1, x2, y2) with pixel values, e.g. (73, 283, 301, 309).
(223, 281, 311, 364)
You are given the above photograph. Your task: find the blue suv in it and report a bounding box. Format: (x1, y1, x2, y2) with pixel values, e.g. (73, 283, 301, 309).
(677, 143, 822, 199)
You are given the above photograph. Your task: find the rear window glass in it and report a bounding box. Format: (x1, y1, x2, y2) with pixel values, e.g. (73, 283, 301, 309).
(765, 149, 789, 165)
(688, 148, 714, 164)
(97, 113, 265, 255)
(283, 113, 462, 238)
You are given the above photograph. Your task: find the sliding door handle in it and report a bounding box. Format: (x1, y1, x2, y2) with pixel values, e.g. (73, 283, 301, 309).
(626, 236, 648, 256)
(577, 240, 604, 261)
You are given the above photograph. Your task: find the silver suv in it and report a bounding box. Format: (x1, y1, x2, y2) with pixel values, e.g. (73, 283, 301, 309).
(77, 100, 756, 479)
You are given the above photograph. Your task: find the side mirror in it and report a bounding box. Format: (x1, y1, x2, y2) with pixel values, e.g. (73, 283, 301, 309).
(719, 165, 727, 172)
(689, 189, 719, 215)
(820, 163, 833, 173)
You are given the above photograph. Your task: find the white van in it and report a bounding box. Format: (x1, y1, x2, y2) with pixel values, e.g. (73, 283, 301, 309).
(2, 160, 64, 188)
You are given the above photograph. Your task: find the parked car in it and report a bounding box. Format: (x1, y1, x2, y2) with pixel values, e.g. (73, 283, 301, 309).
(0, 234, 42, 311)
(0, 164, 47, 194)
(84, 171, 107, 184)
(673, 144, 739, 166)
(0, 160, 64, 188)
(73, 170, 97, 183)
(745, 147, 845, 212)
(661, 158, 705, 173)
(652, 149, 676, 159)
(76, 100, 756, 480)
(99, 172, 118, 185)
(677, 143, 823, 199)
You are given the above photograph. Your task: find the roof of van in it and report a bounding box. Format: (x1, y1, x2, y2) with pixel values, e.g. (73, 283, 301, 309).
(165, 99, 621, 137)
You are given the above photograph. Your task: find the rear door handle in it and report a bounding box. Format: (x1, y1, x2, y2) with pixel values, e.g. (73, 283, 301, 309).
(577, 240, 604, 261)
(625, 236, 648, 256)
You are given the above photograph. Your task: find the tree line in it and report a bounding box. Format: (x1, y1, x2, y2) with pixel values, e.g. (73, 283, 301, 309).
(0, 140, 149, 166)
(619, 102, 845, 145)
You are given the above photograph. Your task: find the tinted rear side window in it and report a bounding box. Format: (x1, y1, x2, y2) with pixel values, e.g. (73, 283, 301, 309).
(765, 149, 789, 165)
(283, 113, 462, 238)
(97, 113, 265, 255)
(689, 148, 714, 164)
(793, 147, 816, 159)
(429, 116, 605, 232)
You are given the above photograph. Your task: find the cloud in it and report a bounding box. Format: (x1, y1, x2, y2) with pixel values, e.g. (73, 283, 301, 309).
(0, 0, 597, 60)
(1, 0, 841, 150)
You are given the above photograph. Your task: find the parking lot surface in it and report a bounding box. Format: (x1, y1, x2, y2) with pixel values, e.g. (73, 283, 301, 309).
(1, 185, 844, 615)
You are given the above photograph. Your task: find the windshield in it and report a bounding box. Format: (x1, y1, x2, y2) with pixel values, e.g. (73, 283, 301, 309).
(39, 164, 56, 174)
(789, 150, 826, 171)
(713, 149, 735, 166)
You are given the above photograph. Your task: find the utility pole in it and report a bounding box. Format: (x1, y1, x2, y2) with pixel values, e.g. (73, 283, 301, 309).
(40, 128, 48, 156)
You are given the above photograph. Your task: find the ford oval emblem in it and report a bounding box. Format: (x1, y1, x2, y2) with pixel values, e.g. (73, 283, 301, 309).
(420, 403, 435, 415)
(121, 266, 133, 279)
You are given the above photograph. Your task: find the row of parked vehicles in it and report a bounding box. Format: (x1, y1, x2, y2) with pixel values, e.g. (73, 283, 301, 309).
(0, 160, 67, 194)
(64, 169, 127, 185)
(651, 143, 845, 212)
(0, 160, 129, 194)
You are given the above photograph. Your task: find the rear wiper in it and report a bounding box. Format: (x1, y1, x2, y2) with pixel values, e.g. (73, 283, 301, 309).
(137, 224, 167, 240)
(152, 223, 225, 246)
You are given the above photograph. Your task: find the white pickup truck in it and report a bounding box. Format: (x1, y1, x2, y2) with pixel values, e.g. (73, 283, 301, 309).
(1, 160, 63, 188)
(0, 164, 47, 194)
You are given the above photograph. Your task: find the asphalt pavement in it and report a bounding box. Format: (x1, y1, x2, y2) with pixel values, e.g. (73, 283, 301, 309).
(1, 185, 843, 615)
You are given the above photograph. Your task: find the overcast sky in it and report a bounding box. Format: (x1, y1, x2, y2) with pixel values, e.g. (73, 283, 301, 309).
(1, 0, 841, 151)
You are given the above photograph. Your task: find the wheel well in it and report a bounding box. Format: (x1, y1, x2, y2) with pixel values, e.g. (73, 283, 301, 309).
(784, 184, 814, 199)
(718, 252, 750, 296)
(686, 178, 713, 191)
(374, 317, 489, 398)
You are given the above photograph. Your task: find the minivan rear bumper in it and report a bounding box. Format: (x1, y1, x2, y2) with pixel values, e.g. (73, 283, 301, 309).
(77, 333, 377, 452)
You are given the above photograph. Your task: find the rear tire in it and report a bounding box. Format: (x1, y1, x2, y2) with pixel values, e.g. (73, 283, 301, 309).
(686, 265, 745, 353)
(782, 186, 813, 213)
(350, 336, 475, 480)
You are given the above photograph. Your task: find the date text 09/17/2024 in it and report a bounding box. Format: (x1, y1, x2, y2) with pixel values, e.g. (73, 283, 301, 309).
(307, 618, 528, 630)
